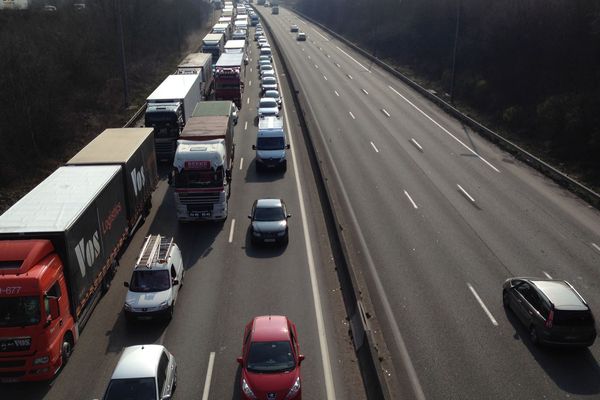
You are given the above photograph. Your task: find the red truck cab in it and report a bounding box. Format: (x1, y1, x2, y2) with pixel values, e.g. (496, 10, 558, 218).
(0, 240, 76, 382)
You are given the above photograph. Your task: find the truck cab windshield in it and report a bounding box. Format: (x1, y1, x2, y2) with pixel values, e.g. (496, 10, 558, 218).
(129, 270, 171, 292)
(257, 136, 285, 150)
(0, 296, 41, 327)
(174, 167, 224, 188)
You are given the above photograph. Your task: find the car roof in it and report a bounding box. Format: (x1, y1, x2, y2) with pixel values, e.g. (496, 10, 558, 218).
(530, 280, 588, 309)
(111, 345, 165, 380)
(264, 90, 279, 96)
(256, 198, 283, 208)
(251, 315, 290, 342)
(260, 97, 277, 104)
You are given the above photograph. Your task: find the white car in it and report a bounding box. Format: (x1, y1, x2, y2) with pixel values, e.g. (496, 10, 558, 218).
(258, 97, 280, 118)
(124, 235, 184, 321)
(101, 345, 177, 400)
(263, 89, 282, 108)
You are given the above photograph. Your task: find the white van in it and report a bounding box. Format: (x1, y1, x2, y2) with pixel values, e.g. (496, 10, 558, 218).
(252, 117, 289, 171)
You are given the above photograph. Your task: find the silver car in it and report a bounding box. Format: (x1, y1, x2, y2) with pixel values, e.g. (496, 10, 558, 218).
(102, 345, 177, 400)
(263, 89, 282, 108)
(261, 76, 278, 93)
(258, 97, 280, 118)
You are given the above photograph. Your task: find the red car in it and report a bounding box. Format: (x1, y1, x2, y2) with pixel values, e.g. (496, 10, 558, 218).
(237, 316, 304, 399)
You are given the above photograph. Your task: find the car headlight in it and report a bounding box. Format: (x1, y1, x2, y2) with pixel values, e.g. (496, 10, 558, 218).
(242, 378, 257, 399)
(284, 377, 301, 399)
(34, 356, 49, 365)
(158, 300, 169, 310)
(252, 231, 261, 237)
(124, 303, 132, 311)
(277, 231, 286, 236)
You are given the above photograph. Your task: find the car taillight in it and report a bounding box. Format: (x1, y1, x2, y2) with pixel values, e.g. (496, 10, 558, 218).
(545, 309, 554, 328)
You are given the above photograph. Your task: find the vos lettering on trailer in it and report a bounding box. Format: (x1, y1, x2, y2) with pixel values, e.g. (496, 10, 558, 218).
(66, 171, 128, 319)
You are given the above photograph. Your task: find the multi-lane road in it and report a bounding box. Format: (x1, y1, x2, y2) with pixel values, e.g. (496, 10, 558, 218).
(5, 13, 366, 400)
(260, 6, 600, 400)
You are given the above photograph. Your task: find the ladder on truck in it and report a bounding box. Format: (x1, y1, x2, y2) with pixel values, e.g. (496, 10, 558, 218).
(135, 235, 174, 268)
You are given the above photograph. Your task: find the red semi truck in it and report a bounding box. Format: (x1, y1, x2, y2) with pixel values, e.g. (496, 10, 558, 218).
(214, 53, 246, 108)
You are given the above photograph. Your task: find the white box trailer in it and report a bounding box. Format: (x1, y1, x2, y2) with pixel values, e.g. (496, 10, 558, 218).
(176, 53, 213, 100)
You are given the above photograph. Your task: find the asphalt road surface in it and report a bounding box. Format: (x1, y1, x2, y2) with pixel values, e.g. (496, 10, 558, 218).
(3, 16, 366, 400)
(260, 6, 600, 400)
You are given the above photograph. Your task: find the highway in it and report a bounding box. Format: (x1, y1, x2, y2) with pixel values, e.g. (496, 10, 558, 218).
(3, 17, 366, 400)
(259, 6, 600, 400)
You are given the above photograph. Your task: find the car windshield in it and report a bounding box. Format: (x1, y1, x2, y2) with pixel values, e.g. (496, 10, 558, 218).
(260, 99, 278, 108)
(247, 341, 295, 373)
(129, 270, 171, 292)
(265, 91, 280, 99)
(103, 377, 157, 400)
(257, 136, 284, 150)
(254, 206, 285, 221)
(262, 77, 276, 84)
(0, 296, 41, 327)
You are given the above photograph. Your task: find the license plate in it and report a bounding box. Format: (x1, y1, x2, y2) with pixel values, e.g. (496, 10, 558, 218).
(138, 316, 152, 320)
(264, 238, 276, 243)
(191, 211, 211, 218)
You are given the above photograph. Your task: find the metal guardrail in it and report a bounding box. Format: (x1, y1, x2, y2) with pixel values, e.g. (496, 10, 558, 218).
(289, 7, 600, 210)
(123, 104, 147, 128)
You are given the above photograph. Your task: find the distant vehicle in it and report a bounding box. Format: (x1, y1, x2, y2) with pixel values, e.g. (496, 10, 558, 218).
(263, 89, 282, 108)
(250, 13, 259, 26)
(253, 116, 289, 171)
(290, 24, 299, 32)
(259, 63, 274, 76)
(201, 33, 226, 64)
(214, 53, 246, 108)
(264, 0, 271, 6)
(101, 345, 177, 400)
(258, 97, 280, 118)
(261, 70, 276, 80)
(257, 55, 271, 66)
(124, 235, 184, 321)
(503, 278, 597, 347)
(259, 46, 273, 61)
(260, 75, 278, 93)
(237, 316, 303, 399)
(297, 32, 306, 41)
(254, 30, 264, 41)
(175, 52, 213, 100)
(271, 5, 279, 14)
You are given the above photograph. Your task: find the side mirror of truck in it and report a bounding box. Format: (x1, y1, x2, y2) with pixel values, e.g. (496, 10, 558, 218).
(286, 144, 290, 149)
(123, 281, 129, 288)
(252, 145, 256, 150)
(49, 297, 60, 320)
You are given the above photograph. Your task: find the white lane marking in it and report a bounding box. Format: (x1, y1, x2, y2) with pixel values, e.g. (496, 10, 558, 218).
(381, 109, 390, 118)
(467, 283, 499, 326)
(247, 97, 250, 105)
(388, 85, 500, 173)
(228, 219, 236, 243)
(335, 45, 371, 72)
(244, 121, 248, 131)
(335, 63, 341, 68)
(361, 88, 369, 95)
(201, 352, 216, 400)
(592, 243, 600, 253)
(404, 190, 418, 209)
(334, 90, 340, 97)
(370, 141, 379, 153)
(349, 111, 356, 120)
(313, 29, 329, 41)
(347, 74, 353, 80)
(457, 184, 476, 203)
(250, 67, 253, 73)
(308, 55, 311, 60)
(273, 54, 337, 400)
(315, 64, 319, 69)
(410, 138, 424, 152)
(327, 54, 331, 58)
(323, 75, 328, 81)
(249, 80, 252, 87)
(542, 271, 553, 279)
(239, 157, 244, 170)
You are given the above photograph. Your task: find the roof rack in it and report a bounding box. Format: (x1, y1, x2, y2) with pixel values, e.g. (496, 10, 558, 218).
(135, 235, 173, 269)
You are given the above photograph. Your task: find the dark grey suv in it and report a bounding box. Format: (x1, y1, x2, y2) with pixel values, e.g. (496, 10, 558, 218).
(503, 278, 596, 347)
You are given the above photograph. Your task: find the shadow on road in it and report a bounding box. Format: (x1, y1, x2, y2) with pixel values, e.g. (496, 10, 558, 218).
(231, 365, 242, 400)
(243, 226, 288, 259)
(104, 311, 168, 355)
(244, 159, 286, 183)
(503, 306, 600, 396)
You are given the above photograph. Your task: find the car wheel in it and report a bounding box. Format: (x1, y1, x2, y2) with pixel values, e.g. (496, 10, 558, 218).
(502, 290, 510, 308)
(529, 326, 540, 345)
(61, 333, 74, 366)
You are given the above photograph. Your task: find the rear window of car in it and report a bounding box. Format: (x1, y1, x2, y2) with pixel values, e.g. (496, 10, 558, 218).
(104, 378, 156, 400)
(553, 310, 594, 327)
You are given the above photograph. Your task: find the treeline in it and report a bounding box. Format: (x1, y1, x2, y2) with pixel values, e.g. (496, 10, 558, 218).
(0, 0, 210, 205)
(297, 0, 600, 187)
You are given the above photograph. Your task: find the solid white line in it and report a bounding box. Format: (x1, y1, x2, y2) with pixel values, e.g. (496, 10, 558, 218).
(313, 29, 329, 41)
(323, 75, 328, 81)
(362, 88, 369, 95)
(370, 141, 379, 153)
(410, 138, 424, 152)
(239, 157, 244, 170)
(349, 111, 356, 120)
(273, 53, 337, 400)
(334, 90, 340, 97)
(388, 85, 500, 173)
(201, 352, 216, 400)
(244, 121, 248, 131)
(467, 283, 499, 326)
(335, 45, 371, 72)
(592, 243, 600, 253)
(381, 109, 390, 117)
(404, 190, 418, 209)
(457, 184, 476, 203)
(542, 271, 553, 279)
(228, 219, 236, 243)
(347, 74, 353, 80)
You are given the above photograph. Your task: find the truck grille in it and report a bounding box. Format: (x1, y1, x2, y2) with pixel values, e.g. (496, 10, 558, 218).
(0, 360, 26, 368)
(0, 370, 26, 378)
(177, 192, 221, 207)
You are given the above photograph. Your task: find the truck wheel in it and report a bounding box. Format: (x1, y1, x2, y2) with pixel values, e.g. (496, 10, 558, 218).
(61, 333, 74, 365)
